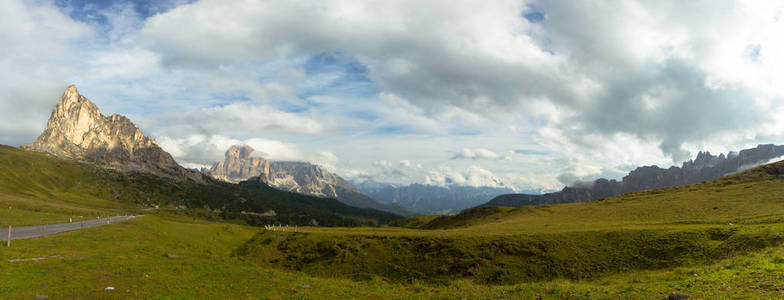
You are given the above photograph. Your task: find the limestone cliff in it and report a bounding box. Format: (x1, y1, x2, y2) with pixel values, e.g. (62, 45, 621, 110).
(25, 85, 190, 178)
(209, 145, 271, 183)
(268, 161, 359, 198)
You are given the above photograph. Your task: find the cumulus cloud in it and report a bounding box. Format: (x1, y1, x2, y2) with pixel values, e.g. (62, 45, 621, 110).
(138, 0, 566, 112)
(451, 148, 501, 160)
(141, 102, 324, 138)
(136, 0, 784, 162)
(0, 0, 92, 145)
(424, 166, 509, 189)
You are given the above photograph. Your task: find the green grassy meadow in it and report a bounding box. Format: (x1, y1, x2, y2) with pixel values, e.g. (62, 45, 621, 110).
(3, 214, 784, 299)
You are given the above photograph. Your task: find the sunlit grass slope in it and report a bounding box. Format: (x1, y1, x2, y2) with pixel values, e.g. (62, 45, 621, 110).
(5, 212, 784, 298)
(0, 145, 141, 226)
(416, 161, 784, 233)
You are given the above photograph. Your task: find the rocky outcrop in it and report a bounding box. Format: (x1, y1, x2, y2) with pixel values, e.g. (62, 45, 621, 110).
(483, 144, 784, 208)
(268, 161, 350, 198)
(209, 145, 271, 183)
(24, 85, 195, 179)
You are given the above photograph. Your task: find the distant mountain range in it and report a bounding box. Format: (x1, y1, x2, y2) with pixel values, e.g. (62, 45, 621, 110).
(204, 144, 412, 216)
(355, 181, 513, 215)
(483, 144, 784, 207)
(19, 85, 402, 225)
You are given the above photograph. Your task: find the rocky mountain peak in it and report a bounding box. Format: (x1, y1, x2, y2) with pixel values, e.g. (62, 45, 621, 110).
(58, 85, 85, 108)
(205, 144, 406, 210)
(24, 85, 188, 178)
(209, 144, 270, 183)
(226, 144, 255, 160)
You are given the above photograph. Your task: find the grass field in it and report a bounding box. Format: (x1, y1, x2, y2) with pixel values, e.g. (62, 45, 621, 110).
(5, 144, 784, 298)
(3, 214, 784, 299)
(232, 161, 784, 296)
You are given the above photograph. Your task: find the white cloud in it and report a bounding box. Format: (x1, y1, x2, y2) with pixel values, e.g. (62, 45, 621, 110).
(0, 0, 92, 145)
(451, 148, 501, 160)
(424, 166, 509, 189)
(132, 0, 784, 163)
(86, 48, 162, 81)
(143, 101, 324, 138)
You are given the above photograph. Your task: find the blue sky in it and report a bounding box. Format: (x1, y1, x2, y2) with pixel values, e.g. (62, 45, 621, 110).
(2, 0, 784, 191)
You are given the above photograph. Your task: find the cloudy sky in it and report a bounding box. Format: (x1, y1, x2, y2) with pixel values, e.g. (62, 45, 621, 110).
(3, 0, 784, 192)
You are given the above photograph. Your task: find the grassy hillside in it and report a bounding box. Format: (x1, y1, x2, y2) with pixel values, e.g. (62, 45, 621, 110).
(6, 214, 784, 299)
(235, 160, 784, 287)
(0, 145, 402, 227)
(397, 161, 784, 233)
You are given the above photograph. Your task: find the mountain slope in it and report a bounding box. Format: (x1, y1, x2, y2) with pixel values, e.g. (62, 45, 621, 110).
(483, 144, 784, 208)
(406, 159, 784, 231)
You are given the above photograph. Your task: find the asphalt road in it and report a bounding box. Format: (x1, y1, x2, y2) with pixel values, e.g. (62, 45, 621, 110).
(0, 215, 139, 241)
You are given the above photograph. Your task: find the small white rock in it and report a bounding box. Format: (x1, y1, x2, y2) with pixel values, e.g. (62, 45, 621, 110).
(105, 286, 115, 291)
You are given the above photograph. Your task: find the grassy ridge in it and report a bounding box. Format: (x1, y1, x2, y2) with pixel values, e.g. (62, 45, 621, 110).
(234, 160, 784, 285)
(236, 224, 784, 285)
(393, 163, 784, 233)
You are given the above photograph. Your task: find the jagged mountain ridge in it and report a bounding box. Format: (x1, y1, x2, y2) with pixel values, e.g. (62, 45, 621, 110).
(24, 85, 195, 179)
(356, 182, 513, 215)
(483, 144, 784, 207)
(207, 145, 412, 216)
